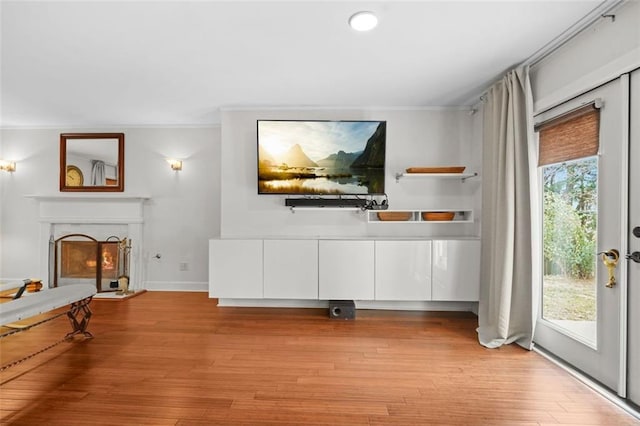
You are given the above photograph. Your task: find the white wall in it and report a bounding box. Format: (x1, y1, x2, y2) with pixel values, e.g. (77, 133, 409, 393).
(220, 108, 481, 239)
(530, 0, 640, 112)
(0, 127, 221, 291)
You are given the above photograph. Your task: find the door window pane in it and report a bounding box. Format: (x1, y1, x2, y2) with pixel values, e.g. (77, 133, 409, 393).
(541, 157, 597, 345)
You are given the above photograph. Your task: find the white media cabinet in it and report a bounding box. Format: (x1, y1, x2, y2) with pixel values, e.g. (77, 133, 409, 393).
(209, 238, 480, 311)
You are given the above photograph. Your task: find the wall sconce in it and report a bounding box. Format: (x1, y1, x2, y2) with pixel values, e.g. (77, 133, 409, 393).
(167, 159, 182, 171)
(0, 160, 16, 172)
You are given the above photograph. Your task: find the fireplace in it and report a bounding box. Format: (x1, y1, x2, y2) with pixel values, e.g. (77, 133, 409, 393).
(28, 194, 148, 290)
(54, 234, 130, 292)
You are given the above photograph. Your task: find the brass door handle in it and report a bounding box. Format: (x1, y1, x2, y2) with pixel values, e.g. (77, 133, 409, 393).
(599, 249, 619, 288)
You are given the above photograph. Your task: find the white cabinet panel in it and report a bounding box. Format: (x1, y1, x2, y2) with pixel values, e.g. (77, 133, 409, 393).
(432, 240, 480, 301)
(375, 240, 432, 301)
(209, 239, 263, 298)
(319, 240, 374, 300)
(208, 238, 480, 303)
(264, 240, 318, 299)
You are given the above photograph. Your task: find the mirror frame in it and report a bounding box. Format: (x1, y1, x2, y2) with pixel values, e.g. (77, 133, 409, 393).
(60, 133, 125, 192)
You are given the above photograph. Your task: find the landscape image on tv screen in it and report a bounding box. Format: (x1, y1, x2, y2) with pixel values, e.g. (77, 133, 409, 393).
(257, 120, 386, 195)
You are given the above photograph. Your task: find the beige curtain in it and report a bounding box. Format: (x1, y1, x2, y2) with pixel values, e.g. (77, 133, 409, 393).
(477, 66, 538, 349)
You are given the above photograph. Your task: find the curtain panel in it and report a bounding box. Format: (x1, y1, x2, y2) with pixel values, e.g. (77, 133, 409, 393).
(91, 160, 106, 186)
(477, 66, 538, 350)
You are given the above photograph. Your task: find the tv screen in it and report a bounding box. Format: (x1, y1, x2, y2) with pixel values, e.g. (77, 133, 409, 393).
(257, 120, 386, 195)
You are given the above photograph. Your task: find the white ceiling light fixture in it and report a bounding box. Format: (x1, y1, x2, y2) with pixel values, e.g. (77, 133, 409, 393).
(349, 11, 378, 32)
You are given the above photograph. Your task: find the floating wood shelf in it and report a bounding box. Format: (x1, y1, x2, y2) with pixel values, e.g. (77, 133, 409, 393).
(394, 172, 478, 183)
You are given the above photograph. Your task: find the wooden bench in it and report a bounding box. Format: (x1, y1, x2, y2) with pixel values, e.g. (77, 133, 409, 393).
(0, 283, 96, 341)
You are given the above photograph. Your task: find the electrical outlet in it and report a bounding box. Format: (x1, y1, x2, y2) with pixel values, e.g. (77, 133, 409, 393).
(179, 262, 188, 271)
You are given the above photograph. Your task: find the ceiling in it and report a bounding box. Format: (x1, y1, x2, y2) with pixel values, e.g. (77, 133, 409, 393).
(0, 0, 605, 128)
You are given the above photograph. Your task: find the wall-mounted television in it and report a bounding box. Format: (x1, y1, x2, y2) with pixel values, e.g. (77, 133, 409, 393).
(257, 120, 386, 195)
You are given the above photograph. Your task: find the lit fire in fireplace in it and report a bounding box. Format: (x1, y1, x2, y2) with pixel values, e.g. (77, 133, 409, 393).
(61, 241, 119, 279)
(54, 234, 131, 293)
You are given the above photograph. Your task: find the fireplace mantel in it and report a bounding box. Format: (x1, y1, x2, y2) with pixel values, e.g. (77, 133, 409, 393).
(26, 194, 150, 224)
(27, 194, 150, 290)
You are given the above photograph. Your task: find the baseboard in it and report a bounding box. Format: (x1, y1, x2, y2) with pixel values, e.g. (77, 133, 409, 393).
(356, 300, 478, 312)
(215, 298, 479, 312)
(217, 299, 329, 308)
(143, 281, 208, 292)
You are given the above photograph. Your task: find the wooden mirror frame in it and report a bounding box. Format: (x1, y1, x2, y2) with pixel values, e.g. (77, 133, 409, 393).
(60, 133, 125, 192)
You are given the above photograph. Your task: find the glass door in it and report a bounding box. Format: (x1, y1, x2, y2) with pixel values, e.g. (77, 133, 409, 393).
(534, 77, 628, 394)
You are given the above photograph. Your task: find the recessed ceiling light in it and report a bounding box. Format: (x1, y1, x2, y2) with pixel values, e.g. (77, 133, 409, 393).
(349, 11, 378, 32)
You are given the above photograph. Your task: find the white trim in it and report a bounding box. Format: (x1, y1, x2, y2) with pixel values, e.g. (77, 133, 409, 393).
(144, 281, 208, 292)
(220, 105, 471, 112)
(534, 345, 640, 421)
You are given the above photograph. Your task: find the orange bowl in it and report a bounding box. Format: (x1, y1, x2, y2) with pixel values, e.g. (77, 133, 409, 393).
(377, 212, 412, 221)
(421, 211, 455, 221)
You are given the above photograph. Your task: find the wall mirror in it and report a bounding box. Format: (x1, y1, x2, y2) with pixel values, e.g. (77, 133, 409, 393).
(60, 133, 125, 192)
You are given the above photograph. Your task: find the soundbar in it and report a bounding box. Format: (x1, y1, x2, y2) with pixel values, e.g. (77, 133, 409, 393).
(285, 198, 367, 208)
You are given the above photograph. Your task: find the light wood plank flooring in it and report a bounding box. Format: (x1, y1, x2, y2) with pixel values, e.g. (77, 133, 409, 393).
(1, 292, 638, 425)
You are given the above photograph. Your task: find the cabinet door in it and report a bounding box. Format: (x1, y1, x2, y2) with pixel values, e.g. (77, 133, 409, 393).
(431, 240, 480, 301)
(209, 239, 263, 298)
(375, 240, 431, 301)
(319, 240, 374, 300)
(264, 240, 318, 299)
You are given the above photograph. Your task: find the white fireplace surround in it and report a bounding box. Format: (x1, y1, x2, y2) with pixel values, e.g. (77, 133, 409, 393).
(27, 194, 149, 291)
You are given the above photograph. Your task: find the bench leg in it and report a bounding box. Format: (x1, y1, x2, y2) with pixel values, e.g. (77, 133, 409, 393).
(66, 296, 93, 339)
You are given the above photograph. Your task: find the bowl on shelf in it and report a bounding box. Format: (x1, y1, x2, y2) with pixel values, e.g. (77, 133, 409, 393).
(405, 166, 466, 174)
(421, 211, 455, 221)
(377, 212, 412, 221)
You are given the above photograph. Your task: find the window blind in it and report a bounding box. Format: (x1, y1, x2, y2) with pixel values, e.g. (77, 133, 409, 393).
(536, 103, 600, 166)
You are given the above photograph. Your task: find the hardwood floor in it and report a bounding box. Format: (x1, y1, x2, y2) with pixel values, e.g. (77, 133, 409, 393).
(1, 291, 638, 425)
